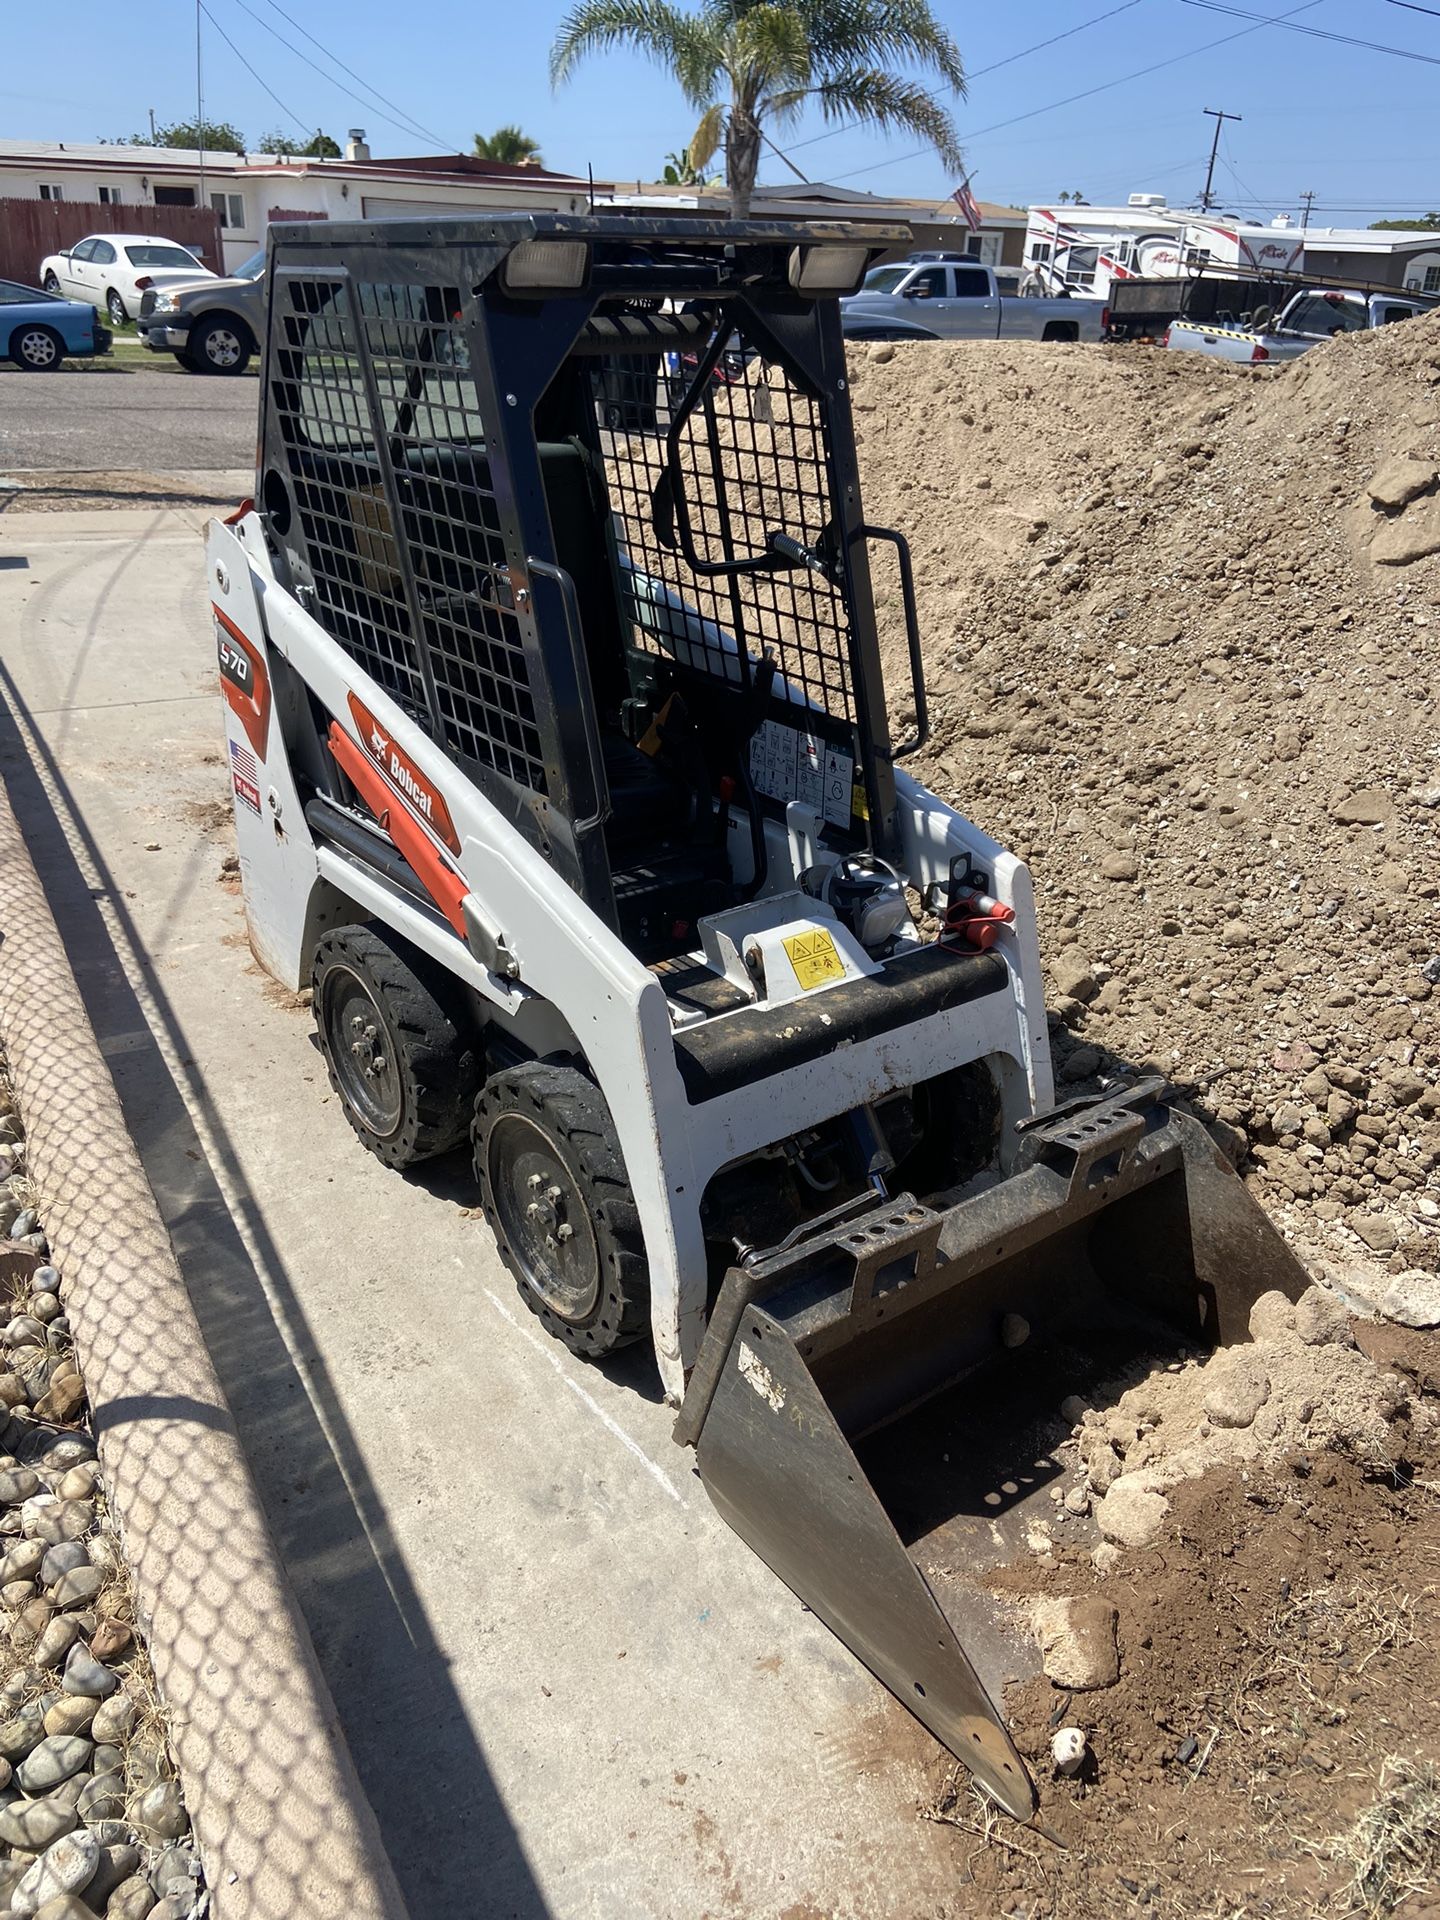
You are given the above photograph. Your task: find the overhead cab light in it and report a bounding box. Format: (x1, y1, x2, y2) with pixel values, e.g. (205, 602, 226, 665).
(788, 244, 872, 297)
(500, 239, 591, 295)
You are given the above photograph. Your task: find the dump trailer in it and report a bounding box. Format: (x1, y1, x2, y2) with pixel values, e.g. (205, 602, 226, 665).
(208, 212, 1309, 1823)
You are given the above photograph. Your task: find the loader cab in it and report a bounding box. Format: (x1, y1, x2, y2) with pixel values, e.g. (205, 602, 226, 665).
(256, 214, 910, 964)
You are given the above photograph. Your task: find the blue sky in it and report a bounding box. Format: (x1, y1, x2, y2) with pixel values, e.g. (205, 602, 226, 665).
(6, 0, 1439, 223)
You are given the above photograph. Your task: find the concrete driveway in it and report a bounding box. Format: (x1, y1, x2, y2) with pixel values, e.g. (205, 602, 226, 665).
(0, 358, 257, 473)
(0, 505, 981, 1918)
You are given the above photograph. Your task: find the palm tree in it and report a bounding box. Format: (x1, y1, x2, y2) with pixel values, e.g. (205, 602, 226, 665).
(473, 126, 544, 166)
(551, 0, 965, 219)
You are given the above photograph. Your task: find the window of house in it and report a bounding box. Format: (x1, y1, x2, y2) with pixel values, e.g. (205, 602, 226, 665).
(211, 192, 245, 230)
(1425, 265, 1440, 294)
(97, 186, 122, 206)
(38, 183, 64, 202)
(154, 185, 197, 208)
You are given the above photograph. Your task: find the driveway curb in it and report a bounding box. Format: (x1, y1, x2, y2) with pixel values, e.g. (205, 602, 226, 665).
(0, 777, 409, 1920)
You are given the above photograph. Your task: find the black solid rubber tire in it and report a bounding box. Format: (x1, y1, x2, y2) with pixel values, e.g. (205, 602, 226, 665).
(475, 1063, 650, 1357)
(312, 922, 480, 1168)
(105, 290, 127, 327)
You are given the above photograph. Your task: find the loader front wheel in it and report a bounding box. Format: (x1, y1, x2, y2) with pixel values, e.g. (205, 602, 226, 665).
(313, 924, 479, 1168)
(476, 1065, 649, 1357)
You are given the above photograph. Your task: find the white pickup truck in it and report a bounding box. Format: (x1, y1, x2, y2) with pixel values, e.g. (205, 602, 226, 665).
(839, 253, 1103, 345)
(1165, 286, 1437, 364)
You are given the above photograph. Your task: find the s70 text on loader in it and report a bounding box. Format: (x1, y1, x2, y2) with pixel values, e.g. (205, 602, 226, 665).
(207, 211, 1308, 1829)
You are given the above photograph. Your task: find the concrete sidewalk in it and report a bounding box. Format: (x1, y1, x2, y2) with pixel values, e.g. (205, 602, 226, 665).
(0, 507, 974, 1920)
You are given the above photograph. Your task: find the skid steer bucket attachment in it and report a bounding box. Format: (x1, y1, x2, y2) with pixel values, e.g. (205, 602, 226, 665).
(675, 1082, 1310, 1818)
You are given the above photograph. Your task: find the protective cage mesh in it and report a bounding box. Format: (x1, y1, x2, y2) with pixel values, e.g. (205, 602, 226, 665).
(591, 319, 861, 731)
(270, 276, 547, 794)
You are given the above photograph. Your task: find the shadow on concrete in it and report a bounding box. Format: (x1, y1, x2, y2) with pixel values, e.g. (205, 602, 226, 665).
(0, 663, 551, 1920)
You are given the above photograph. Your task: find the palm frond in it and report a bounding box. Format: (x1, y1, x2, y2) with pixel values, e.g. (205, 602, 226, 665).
(799, 0, 965, 93)
(550, 0, 723, 105)
(688, 100, 726, 171)
(812, 66, 964, 171)
(731, 4, 813, 91)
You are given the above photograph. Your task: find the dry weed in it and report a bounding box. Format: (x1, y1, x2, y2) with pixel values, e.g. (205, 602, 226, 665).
(1326, 1756, 1440, 1918)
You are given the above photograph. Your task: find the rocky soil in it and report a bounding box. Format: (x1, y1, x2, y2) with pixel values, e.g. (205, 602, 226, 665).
(0, 1075, 204, 1920)
(848, 318, 1439, 1292)
(838, 317, 1440, 1919)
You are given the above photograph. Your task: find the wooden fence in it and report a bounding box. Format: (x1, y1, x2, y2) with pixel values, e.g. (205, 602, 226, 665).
(0, 199, 225, 288)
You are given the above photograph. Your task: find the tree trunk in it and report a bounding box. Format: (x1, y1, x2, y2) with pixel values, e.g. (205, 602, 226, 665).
(726, 98, 761, 221)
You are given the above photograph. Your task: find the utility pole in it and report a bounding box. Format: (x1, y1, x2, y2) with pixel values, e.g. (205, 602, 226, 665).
(195, 0, 208, 258)
(1199, 107, 1242, 212)
(1299, 189, 1316, 232)
(148, 107, 157, 144)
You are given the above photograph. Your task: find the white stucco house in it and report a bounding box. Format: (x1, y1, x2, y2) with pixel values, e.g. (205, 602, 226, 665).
(0, 132, 596, 272)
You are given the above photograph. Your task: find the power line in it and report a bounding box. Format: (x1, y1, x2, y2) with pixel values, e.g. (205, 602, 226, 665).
(199, 0, 310, 140)
(1385, 0, 1440, 14)
(1218, 130, 1275, 218)
(773, 0, 1147, 162)
(220, 0, 458, 151)
(246, 0, 457, 151)
(1179, 1, 1440, 65)
(825, 0, 1325, 184)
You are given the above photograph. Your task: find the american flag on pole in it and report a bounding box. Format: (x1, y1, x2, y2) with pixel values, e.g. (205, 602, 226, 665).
(952, 179, 983, 233)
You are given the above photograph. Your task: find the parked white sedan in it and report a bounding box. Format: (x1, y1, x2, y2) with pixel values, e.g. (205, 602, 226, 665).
(39, 234, 217, 326)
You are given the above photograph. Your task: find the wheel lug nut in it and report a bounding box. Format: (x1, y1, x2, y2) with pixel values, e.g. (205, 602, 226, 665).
(556, 1223, 574, 1242)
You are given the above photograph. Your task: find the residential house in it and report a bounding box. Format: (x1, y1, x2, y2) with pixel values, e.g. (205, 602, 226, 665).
(0, 133, 598, 273)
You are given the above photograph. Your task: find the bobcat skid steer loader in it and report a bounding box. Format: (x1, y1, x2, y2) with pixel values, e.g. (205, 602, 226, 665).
(208, 212, 1308, 1819)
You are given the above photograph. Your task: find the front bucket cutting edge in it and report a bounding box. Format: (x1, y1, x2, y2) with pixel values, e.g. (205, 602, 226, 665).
(675, 1081, 1310, 1817)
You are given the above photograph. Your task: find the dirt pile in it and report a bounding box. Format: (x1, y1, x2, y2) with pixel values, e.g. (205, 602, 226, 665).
(955, 1404, 1440, 1919)
(1058, 1285, 1435, 1558)
(848, 320, 1440, 1284)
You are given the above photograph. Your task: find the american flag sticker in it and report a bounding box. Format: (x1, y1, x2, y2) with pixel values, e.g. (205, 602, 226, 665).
(229, 737, 262, 816)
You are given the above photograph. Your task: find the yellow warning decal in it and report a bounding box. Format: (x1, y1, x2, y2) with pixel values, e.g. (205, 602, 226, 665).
(783, 929, 845, 991)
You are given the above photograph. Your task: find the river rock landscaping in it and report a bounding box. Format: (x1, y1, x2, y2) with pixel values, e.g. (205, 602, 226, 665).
(0, 1071, 205, 1920)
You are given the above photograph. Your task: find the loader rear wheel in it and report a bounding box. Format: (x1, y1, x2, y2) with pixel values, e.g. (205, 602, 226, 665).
(476, 1064, 649, 1357)
(312, 924, 479, 1168)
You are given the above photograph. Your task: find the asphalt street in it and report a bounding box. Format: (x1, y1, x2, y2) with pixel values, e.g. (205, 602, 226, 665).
(0, 356, 257, 472)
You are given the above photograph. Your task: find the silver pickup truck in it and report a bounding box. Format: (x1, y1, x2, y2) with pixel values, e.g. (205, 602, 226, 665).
(1165, 286, 1438, 364)
(135, 248, 265, 375)
(839, 253, 1103, 344)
